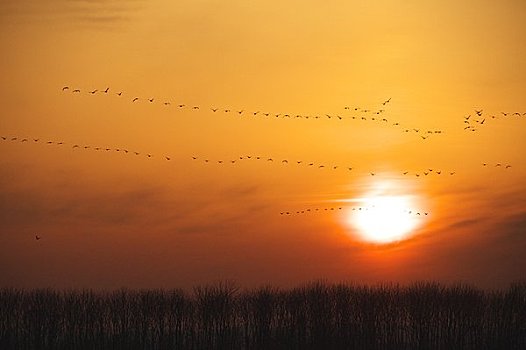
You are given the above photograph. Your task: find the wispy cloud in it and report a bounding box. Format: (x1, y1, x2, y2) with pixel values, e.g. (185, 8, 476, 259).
(0, 0, 144, 28)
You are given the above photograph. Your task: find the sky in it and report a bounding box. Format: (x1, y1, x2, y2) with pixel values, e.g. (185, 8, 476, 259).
(0, 0, 525, 290)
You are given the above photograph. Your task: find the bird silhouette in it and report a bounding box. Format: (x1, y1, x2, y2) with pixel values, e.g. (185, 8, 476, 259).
(35, 235, 41, 240)
(165, 156, 171, 161)
(475, 109, 483, 116)
(148, 98, 154, 103)
(132, 97, 139, 102)
(103, 87, 109, 93)
(89, 89, 97, 94)
(117, 92, 123, 96)
(62, 86, 69, 91)
(73, 89, 81, 93)
(211, 108, 218, 112)
(164, 102, 171, 106)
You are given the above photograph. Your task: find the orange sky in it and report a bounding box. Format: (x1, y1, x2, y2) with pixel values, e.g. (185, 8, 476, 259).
(0, 0, 525, 289)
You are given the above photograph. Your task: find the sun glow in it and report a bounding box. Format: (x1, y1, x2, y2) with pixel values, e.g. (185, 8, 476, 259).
(347, 182, 424, 244)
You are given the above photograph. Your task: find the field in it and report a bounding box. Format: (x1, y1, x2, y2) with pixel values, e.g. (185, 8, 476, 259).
(1, 282, 525, 349)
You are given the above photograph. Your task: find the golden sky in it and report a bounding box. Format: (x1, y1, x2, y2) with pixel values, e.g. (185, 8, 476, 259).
(1, 0, 525, 289)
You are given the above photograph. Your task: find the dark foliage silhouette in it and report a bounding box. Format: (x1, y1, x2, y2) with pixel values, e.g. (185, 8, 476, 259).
(1, 282, 525, 349)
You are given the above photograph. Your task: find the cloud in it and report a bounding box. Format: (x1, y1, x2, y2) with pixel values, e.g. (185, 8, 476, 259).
(0, 0, 144, 28)
(0, 161, 271, 238)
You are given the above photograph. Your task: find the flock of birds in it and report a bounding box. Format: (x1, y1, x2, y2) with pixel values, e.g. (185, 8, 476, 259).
(4, 87, 522, 242)
(61, 86, 445, 140)
(280, 206, 430, 216)
(1, 134, 511, 178)
(463, 109, 526, 132)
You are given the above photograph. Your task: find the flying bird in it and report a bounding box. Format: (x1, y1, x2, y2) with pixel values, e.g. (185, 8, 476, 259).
(148, 98, 154, 103)
(73, 89, 80, 93)
(117, 92, 122, 96)
(35, 235, 41, 240)
(89, 89, 97, 94)
(132, 97, 139, 102)
(103, 87, 109, 93)
(382, 98, 391, 105)
(62, 86, 69, 91)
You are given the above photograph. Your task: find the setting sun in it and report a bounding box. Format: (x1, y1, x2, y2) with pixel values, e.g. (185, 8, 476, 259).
(350, 194, 422, 244)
